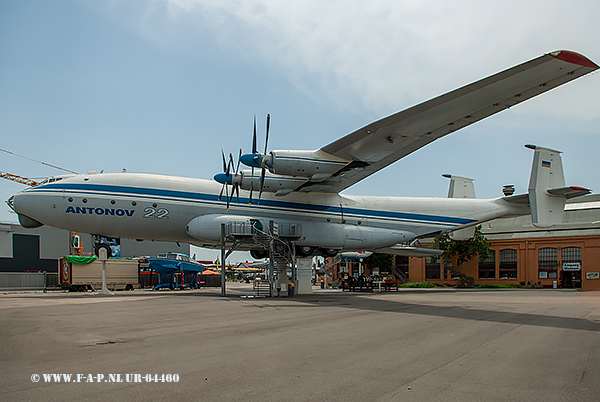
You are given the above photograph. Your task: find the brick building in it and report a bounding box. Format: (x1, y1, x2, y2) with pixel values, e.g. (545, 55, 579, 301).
(329, 195, 600, 291)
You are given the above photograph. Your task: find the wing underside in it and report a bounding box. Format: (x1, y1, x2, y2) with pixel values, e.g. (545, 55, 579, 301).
(298, 50, 598, 194)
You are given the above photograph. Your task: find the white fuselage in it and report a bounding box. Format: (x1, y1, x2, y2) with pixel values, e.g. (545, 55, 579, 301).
(11, 172, 529, 251)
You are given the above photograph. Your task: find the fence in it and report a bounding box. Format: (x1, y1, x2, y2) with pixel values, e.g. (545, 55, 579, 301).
(0, 271, 221, 291)
(0, 272, 60, 291)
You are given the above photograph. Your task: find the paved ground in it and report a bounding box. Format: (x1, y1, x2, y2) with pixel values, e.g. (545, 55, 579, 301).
(1, 284, 599, 401)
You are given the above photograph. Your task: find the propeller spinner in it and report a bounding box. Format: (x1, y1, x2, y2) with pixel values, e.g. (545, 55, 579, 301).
(213, 150, 242, 209)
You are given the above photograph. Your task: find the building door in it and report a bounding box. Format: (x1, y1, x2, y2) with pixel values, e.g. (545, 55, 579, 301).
(560, 247, 582, 289)
(561, 271, 582, 289)
(562, 271, 573, 288)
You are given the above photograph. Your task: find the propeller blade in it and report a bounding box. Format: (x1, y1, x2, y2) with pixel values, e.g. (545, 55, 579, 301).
(218, 183, 225, 201)
(227, 186, 234, 210)
(264, 114, 270, 155)
(221, 179, 229, 206)
(252, 115, 257, 154)
(236, 149, 242, 174)
(226, 154, 232, 175)
(221, 149, 226, 172)
(248, 167, 254, 205)
(259, 167, 266, 202)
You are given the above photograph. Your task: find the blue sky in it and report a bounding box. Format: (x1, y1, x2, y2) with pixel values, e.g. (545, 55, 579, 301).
(1, 1, 599, 261)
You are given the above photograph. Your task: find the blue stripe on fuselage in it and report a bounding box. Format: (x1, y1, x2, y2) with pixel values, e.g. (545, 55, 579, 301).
(28, 182, 475, 226)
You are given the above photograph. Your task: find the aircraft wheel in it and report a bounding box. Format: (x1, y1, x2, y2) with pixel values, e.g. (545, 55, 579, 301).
(94, 243, 112, 258)
(320, 248, 339, 257)
(273, 242, 286, 255)
(250, 249, 268, 259)
(296, 246, 315, 257)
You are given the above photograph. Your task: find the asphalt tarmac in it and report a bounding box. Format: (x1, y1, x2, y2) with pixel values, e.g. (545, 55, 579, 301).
(1, 284, 599, 402)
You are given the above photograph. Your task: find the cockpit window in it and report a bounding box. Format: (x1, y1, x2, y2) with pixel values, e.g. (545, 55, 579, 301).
(39, 177, 64, 185)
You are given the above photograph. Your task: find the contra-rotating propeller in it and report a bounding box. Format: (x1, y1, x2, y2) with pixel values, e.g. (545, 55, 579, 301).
(239, 114, 273, 203)
(214, 149, 242, 210)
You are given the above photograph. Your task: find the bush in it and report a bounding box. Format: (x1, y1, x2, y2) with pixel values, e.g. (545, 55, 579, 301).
(398, 282, 442, 288)
(476, 283, 521, 289)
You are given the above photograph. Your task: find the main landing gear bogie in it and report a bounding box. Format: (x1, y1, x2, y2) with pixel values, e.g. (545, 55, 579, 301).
(94, 243, 112, 258)
(250, 246, 339, 259)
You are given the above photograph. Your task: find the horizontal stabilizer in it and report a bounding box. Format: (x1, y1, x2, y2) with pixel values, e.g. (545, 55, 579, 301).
(546, 186, 591, 199)
(449, 226, 476, 241)
(375, 245, 443, 257)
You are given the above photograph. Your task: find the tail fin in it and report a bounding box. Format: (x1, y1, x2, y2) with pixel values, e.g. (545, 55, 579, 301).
(526, 144, 590, 227)
(443, 174, 476, 240)
(443, 174, 475, 198)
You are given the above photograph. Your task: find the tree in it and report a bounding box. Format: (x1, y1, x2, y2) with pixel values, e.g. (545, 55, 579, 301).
(430, 226, 491, 267)
(363, 253, 395, 272)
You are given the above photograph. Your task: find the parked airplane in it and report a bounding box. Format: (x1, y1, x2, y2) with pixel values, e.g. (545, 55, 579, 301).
(8, 50, 598, 258)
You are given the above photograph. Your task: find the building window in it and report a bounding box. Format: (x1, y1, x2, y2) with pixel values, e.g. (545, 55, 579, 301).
(561, 247, 582, 265)
(538, 247, 558, 279)
(425, 257, 441, 280)
(499, 249, 517, 279)
(478, 250, 496, 279)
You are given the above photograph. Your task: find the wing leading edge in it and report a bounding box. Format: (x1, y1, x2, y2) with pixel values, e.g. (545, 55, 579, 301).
(298, 50, 598, 194)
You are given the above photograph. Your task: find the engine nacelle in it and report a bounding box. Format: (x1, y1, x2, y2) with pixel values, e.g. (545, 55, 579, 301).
(270, 150, 350, 180)
(297, 223, 414, 250)
(186, 215, 267, 243)
(187, 214, 416, 251)
(234, 171, 306, 194)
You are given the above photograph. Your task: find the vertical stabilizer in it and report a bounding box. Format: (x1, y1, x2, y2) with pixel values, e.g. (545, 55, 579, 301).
(443, 174, 476, 240)
(526, 144, 566, 227)
(443, 174, 476, 199)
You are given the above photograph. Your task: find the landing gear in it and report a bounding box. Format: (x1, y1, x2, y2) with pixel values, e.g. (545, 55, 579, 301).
(296, 246, 315, 257)
(319, 248, 339, 257)
(94, 243, 112, 258)
(250, 248, 268, 259)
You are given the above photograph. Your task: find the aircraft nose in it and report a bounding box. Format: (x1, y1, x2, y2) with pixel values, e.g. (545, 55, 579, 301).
(6, 195, 15, 211)
(9, 191, 44, 228)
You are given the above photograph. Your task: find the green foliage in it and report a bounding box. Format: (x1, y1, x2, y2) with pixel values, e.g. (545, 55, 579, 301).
(430, 226, 491, 267)
(363, 253, 395, 270)
(398, 282, 442, 288)
(476, 283, 521, 289)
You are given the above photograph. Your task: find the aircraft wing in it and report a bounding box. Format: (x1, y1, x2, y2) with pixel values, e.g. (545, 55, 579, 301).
(298, 50, 598, 193)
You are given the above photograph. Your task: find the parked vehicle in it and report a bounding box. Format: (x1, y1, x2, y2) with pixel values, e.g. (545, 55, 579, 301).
(58, 256, 139, 291)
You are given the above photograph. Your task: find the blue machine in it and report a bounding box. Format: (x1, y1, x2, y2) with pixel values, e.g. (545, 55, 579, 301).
(141, 253, 206, 290)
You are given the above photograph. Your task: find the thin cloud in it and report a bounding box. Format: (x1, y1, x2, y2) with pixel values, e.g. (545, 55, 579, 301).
(125, 0, 600, 121)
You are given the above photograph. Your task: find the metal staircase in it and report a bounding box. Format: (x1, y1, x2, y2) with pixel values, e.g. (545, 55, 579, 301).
(252, 280, 272, 296)
(224, 220, 301, 265)
(223, 219, 302, 296)
(389, 264, 409, 284)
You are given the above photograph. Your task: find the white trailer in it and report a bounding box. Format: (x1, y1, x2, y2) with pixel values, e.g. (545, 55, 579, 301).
(59, 257, 139, 291)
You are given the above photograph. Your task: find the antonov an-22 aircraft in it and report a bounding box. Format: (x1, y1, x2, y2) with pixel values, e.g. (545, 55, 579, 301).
(8, 50, 599, 259)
